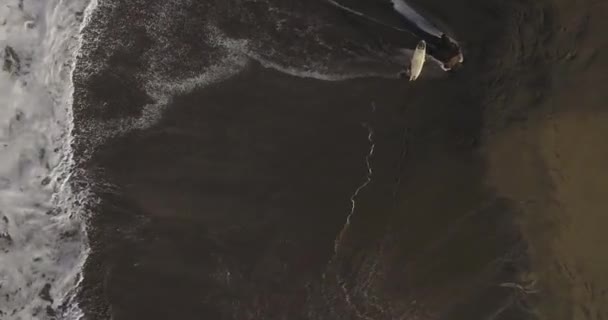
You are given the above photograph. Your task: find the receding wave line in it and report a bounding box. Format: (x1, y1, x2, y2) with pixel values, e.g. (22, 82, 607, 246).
(391, 0, 443, 37)
(324, 0, 412, 35)
(248, 53, 401, 81)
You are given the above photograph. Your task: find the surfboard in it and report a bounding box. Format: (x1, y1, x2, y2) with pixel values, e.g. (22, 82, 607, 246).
(409, 40, 426, 81)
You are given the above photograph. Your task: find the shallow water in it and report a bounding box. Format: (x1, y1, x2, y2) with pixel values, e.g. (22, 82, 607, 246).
(70, 1, 528, 319)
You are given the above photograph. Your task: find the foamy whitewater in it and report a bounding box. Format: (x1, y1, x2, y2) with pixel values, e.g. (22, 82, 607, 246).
(0, 0, 97, 319)
(391, 0, 443, 37)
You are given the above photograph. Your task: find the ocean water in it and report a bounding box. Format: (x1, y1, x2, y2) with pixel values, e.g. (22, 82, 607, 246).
(0, 0, 97, 318)
(72, 1, 489, 319)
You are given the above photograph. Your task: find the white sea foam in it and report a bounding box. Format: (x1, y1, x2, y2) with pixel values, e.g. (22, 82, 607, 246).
(391, 0, 443, 37)
(249, 53, 401, 81)
(206, 25, 402, 82)
(325, 0, 411, 34)
(325, 0, 445, 40)
(391, 0, 462, 52)
(0, 0, 98, 318)
(79, 4, 408, 146)
(131, 23, 250, 130)
(110, 54, 250, 133)
(73, 8, 251, 139)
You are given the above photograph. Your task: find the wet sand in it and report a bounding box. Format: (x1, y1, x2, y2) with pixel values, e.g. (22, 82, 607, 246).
(484, 0, 608, 318)
(72, 0, 608, 319)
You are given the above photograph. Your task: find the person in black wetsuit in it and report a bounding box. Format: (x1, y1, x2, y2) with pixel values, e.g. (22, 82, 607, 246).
(426, 33, 463, 70)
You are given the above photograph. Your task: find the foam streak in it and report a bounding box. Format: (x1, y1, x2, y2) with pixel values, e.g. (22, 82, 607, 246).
(391, 0, 443, 37)
(334, 106, 376, 255)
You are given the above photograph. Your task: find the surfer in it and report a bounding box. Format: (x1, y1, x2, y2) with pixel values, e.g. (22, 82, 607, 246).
(430, 33, 463, 70)
(399, 35, 462, 80)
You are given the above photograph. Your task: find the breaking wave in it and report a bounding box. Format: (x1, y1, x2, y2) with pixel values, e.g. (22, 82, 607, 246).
(0, 0, 98, 318)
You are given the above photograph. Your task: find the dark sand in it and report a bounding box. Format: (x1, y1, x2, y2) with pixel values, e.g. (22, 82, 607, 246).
(72, 0, 608, 319)
(483, 0, 608, 318)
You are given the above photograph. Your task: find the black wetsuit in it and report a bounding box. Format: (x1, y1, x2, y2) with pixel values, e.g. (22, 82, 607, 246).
(395, 14, 461, 67)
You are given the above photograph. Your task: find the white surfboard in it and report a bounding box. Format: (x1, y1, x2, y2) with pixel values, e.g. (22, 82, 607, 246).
(409, 40, 426, 81)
